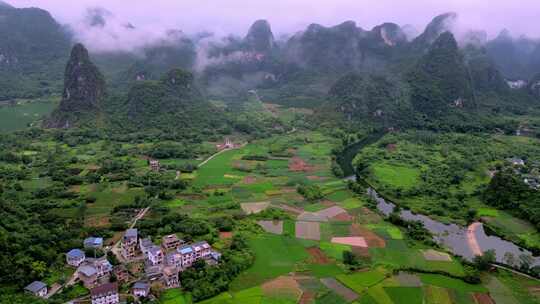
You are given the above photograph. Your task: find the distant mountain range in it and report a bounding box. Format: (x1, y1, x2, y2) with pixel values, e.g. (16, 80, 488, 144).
(1, 2, 539, 131)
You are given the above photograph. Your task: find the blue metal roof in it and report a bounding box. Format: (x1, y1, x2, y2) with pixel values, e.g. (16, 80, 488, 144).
(178, 246, 193, 254)
(67, 249, 85, 259)
(133, 282, 150, 290)
(25, 281, 46, 293)
(79, 265, 97, 277)
(84, 237, 103, 247)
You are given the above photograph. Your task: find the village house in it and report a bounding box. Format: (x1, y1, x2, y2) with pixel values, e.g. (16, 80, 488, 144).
(84, 237, 104, 250)
(147, 245, 164, 266)
(217, 138, 235, 150)
(177, 241, 217, 268)
(209, 251, 222, 265)
(162, 234, 183, 250)
(149, 159, 160, 172)
(78, 265, 98, 288)
(132, 281, 151, 298)
(90, 282, 119, 304)
(139, 237, 153, 256)
(162, 266, 179, 288)
(507, 157, 525, 166)
(121, 228, 138, 260)
(165, 252, 181, 269)
(66, 249, 86, 267)
(77, 257, 113, 288)
(144, 265, 163, 281)
(24, 281, 47, 298)
(113, 265, 129, 283)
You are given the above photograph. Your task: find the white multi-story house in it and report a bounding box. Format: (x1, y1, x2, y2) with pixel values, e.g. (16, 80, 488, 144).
(66, 249, 85, 267)
(162, 266, 179, 288)
(121, 229, 138, 260)
(192, 241, 212, 259)
(165, 252, 181, 269)
(162, 234, 183, 250)
(147, 246, 164, 266)
(91, 282, 119, 304)
(139, 237, 153, 256)
(177, 241, 213, 268)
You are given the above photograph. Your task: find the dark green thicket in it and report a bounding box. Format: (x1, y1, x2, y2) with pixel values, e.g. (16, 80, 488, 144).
(408, 32, 473, 117)
(0, 4, 71, 100)
(484, 168, 540, 231)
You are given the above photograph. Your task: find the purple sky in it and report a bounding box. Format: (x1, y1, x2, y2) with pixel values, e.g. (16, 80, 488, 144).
(10, 0, 540, 51)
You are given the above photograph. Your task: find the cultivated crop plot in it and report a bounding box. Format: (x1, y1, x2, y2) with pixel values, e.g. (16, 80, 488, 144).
(296, 221, 321, 240)
(331, 236, 368, 247)
(257, 220, 283, 234)
(423, 249, 452, 261)
(241, 202, 270, 214)
(320, 277, 359, 302)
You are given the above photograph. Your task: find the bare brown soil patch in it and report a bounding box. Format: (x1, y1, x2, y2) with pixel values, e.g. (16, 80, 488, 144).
(243, 176, 257, 184)
(386, 144, 397, 152)
(178, 193, 206, 200)
(350, 224, 386, 248)
(296, 221, 321, 240)
(317, 206, 347, 219)
(307, 247, 331, 264)
(356, 207, 382, 224)
(262, 276, 303, 301)
(280, 187, 297, 193)
(299, 291, 316, 304)
(395, 272, 422, 287)
(277, 204, 304, 215)
(69, 185, 82, 193)
(241, 202, 270, 214)
(331, 212, 354, 222)
(289, 157, 315, 172)
(320, 278, 359, 302)
(85, 216, 110, 228)
(423, 249, 452, 261)
(219, 232, 233, 239)
(258, 220, 284, 234)
(321, 200, 336, 207)
(473, 293, 495, 304)
(352, 246, 371, 258)
(528, 286, 540, 298)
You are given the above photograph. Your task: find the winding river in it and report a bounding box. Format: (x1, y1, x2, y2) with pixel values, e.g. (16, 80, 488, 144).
(340, 135, 540, 267)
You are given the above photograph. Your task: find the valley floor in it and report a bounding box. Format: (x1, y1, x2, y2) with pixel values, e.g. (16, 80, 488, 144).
(2, 128, 539, 304)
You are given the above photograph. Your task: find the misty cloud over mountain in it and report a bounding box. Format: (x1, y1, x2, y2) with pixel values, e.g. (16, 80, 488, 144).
(12, 0, 540, 53)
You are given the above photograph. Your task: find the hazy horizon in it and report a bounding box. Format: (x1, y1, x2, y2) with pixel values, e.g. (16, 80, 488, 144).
(9, 0, 540, 52)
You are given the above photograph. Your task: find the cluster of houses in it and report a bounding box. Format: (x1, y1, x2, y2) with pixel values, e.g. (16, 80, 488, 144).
(134, 230, 221, 289)
(25, 229, 221, 303)
(506, 157, 540, 190)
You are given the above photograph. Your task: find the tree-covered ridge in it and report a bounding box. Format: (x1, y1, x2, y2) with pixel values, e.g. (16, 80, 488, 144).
(409, 32, 473, 117)
(0, 4, 71, 100)
(119, 68, 227, 131)
(325, 72, 412, 126)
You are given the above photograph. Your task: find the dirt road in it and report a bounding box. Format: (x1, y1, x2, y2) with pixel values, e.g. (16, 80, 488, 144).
(467, 222, 483, 257)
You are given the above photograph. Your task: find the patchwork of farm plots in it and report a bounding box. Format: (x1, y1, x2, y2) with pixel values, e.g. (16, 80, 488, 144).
(23, 130, 537, 303)
(156, 132, 539, 304)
